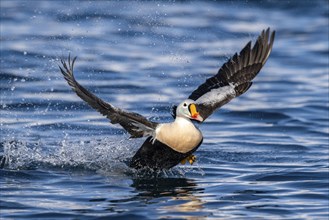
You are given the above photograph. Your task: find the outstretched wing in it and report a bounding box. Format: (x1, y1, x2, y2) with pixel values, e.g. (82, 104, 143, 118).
(59, 55, 158, 138)
(188, 28, 275, 121)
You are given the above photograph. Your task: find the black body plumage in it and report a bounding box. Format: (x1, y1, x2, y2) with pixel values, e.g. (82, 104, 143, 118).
(129, 137, 203, 170)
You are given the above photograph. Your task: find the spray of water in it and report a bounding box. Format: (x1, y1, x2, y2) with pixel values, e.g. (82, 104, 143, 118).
(1, 135, 204, 177)
(1, 136, 136, 172)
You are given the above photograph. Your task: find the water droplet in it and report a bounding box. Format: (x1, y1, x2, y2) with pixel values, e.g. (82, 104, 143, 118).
(23, 51, 27, 55)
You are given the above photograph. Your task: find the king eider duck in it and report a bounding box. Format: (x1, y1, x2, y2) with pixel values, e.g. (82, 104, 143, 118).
(59, 28, 275, 170)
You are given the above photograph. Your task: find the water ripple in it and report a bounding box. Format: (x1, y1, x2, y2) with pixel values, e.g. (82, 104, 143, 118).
(1, 0, 328, 219)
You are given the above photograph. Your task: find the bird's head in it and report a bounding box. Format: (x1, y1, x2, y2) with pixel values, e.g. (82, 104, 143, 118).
(176, 99, 203, 122)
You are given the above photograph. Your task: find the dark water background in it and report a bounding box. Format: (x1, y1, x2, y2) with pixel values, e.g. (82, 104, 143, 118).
(1, 0, 328, 219)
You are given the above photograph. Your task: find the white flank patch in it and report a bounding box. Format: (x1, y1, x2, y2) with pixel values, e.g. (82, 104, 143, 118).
(196, 85, 236, 106)
(131, 122, 155, 137)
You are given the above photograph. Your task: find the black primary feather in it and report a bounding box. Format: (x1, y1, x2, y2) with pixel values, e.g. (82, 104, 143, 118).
(59, 55, 158, 138)
(188, 28, 275, 101)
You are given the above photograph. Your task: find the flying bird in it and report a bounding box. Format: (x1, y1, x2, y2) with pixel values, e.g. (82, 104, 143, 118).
(59, 28, 275, 171)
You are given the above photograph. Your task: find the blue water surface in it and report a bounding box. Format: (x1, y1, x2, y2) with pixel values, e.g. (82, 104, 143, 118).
(1, 0, 328, 219)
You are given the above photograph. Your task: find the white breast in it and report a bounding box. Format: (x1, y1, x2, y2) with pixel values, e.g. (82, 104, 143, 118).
(155, 117, 203, 153)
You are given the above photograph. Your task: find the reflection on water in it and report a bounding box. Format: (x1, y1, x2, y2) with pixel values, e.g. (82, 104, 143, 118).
(132, 178, 205, 218)
(132, 177, 200, 197)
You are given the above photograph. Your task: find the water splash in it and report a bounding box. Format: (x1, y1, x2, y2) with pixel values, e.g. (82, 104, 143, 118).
(1, 135, 205, 178)
(1, 136, 136, 173)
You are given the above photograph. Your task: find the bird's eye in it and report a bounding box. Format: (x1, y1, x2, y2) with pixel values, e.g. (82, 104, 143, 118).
(183, 103, 187, 107)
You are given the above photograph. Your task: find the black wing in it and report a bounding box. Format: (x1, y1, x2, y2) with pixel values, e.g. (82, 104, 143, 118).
(188, 28, 275, 121)
(59, 55, 158, 138)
